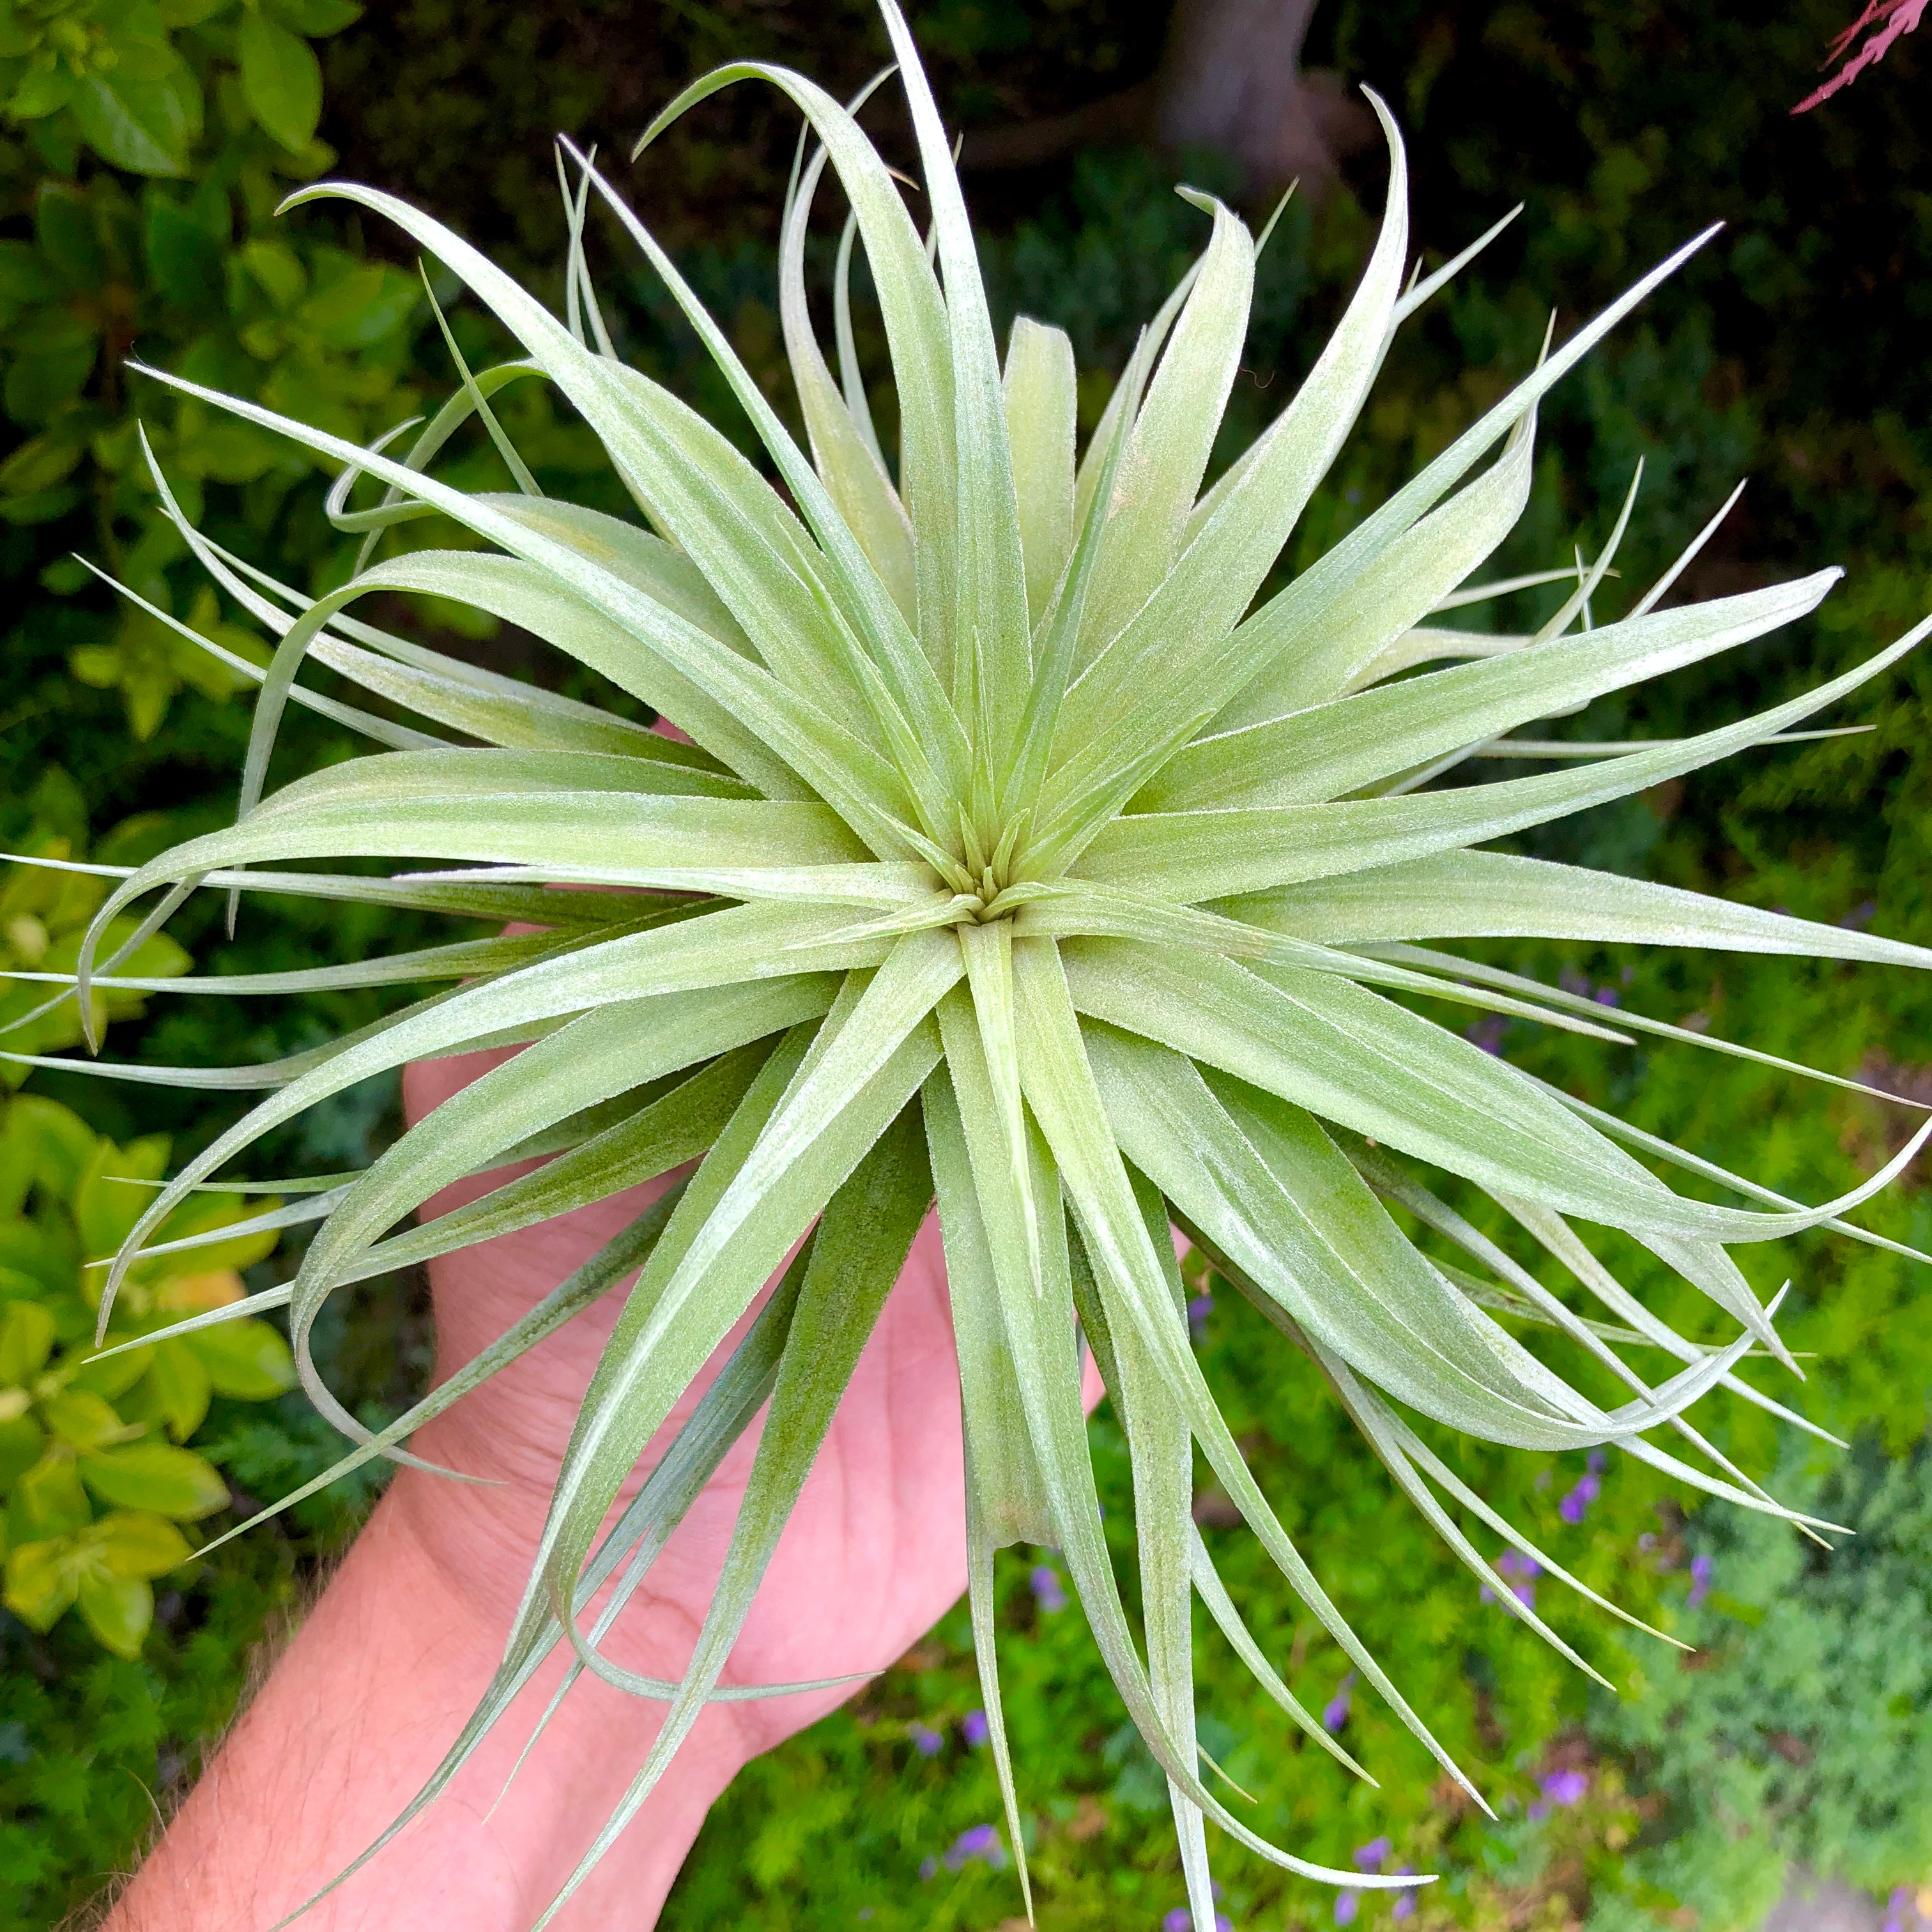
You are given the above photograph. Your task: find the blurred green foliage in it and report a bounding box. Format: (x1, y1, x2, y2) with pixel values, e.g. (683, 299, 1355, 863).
(0, 0, 424, 742)
(4, 0, 1932, 1926)
(1590, 1438, 1932, 1932)
(0, 983, 399, 1923)
(0, 796, 187, 1074)
(0, 1080, 296, 1658)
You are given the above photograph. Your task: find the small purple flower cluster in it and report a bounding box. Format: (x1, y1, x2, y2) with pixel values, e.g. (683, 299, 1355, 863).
(1335, 1837, 1418, 1924)
(1031, 1563, 1069, 1614)
(1687, 1551, 1713, 1609)
(1186, 1292, 1214, 1343)
(1560, 1452, 1608, 1524)
(962, 1707, 990, 1748)
(1465, 1015, 1507, 1055)
(1557, 967, 1626, 1008)
(908, 1721, 944, 1757)
(1881, 1883, 1917, 1932)
(919, 1823, 1006, 1880)
(1162, 1894, 1233, 1932)
(1481, 1549, 1541, 1608)
(1528, 1767, 1589, 1821)
(1322, 1672, 1356, 1732)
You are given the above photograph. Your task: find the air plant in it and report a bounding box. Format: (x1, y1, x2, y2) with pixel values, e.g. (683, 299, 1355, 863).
(8, 2, 1932, 1922)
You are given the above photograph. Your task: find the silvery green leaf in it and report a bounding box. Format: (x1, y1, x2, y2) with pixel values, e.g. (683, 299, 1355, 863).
(1003, 316, 1077, 628)
(530, 1103, 933, 1924)
(1149, 557, 1834, 816)
(780, 139, 918, 622)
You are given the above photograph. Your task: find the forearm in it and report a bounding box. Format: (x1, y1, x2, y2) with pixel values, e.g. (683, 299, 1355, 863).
(107, 1476, 748, 1932)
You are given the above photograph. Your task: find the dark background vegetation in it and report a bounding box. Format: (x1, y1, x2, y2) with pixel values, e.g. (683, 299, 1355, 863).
(3, 1, 1930, 1926)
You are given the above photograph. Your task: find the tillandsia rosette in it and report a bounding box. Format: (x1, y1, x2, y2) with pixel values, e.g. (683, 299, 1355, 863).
(6, 1, 1932, 1920)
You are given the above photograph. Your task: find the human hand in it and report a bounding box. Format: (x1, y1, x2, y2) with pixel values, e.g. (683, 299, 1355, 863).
(109, 1028, 1098, 1932)
(391, 1043, 978, 1765)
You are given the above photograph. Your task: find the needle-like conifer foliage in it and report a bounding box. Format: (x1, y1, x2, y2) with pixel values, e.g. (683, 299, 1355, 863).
(12, 4, 1932, 1920)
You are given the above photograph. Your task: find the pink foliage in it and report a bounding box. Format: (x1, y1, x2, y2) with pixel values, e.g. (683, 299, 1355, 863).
(1793, 0, 1928, 111)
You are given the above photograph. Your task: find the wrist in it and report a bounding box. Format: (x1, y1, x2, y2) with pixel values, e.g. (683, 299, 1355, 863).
(110, 1478, 748, 1931)
(364, 1473, 758, 1893)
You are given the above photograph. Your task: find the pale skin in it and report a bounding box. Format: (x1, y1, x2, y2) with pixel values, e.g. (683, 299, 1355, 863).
(108, 1042, 1100, 1931)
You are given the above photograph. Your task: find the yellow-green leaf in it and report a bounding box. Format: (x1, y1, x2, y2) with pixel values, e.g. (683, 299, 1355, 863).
(0, 1299, 54, 1383)
(80, 1441, 227, 1519)
(94, 1508, 192, 1580)
(133, 1337, 213, 1440)
(10, 1453, 91, 1542)
(4, 1537, 78, 1631)
(186, 1317, 296, 1400)
(238, 13, 323, 153)
(76, 1571, 152, 1657)
(40, 1388, 128, 1450)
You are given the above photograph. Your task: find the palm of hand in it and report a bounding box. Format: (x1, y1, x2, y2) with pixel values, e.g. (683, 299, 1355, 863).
(392, 1049, 973, 1764)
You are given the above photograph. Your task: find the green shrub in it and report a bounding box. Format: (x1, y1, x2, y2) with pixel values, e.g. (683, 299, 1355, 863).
(0, 1081, 295, 1657)
(1, 808, 188, 1075)
(1586, 1438, 1932, 1930)
(1, 0, 423, 741)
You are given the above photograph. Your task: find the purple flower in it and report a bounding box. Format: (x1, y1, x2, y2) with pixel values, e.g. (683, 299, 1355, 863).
(1491, 1549, 1540, 1608)
(944, 1823, 1006, 1871)
(1688, 1552, 1713, 1609)
(1335, 1889, 1360, 1926)
(1393, 1895, 1416, 1922)
(1030, 1564, 1069, 1614)
(1593, 985, 1621, 1007)
(1842, 900, 1878, 931)
(1187, 1292, 1215, 1342)
(1353, 1836, 1392, 1872)
(1559, 1471, 1600, 1524)
(1542, 1768, 1588, 1807)
(962, 1707, 990, 1748)
(1164, 1912, 1192, 1932)
(919, 1856, 938, 1882)
(1466, 1016, 1506, 1055)
(909, 1722, 944, 1757)
(1587, 1450, 1607, 1474)
(1322, 1673, 1355, 1732)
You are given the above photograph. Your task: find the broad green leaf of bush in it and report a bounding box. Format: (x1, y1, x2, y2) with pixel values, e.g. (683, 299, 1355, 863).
(237, 12, 321, 153)
(0, 1077, 290, 1661)
(1, 838, 188, 1079)
(0, 0, 415, 737)
(69, 34, 203, 178)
